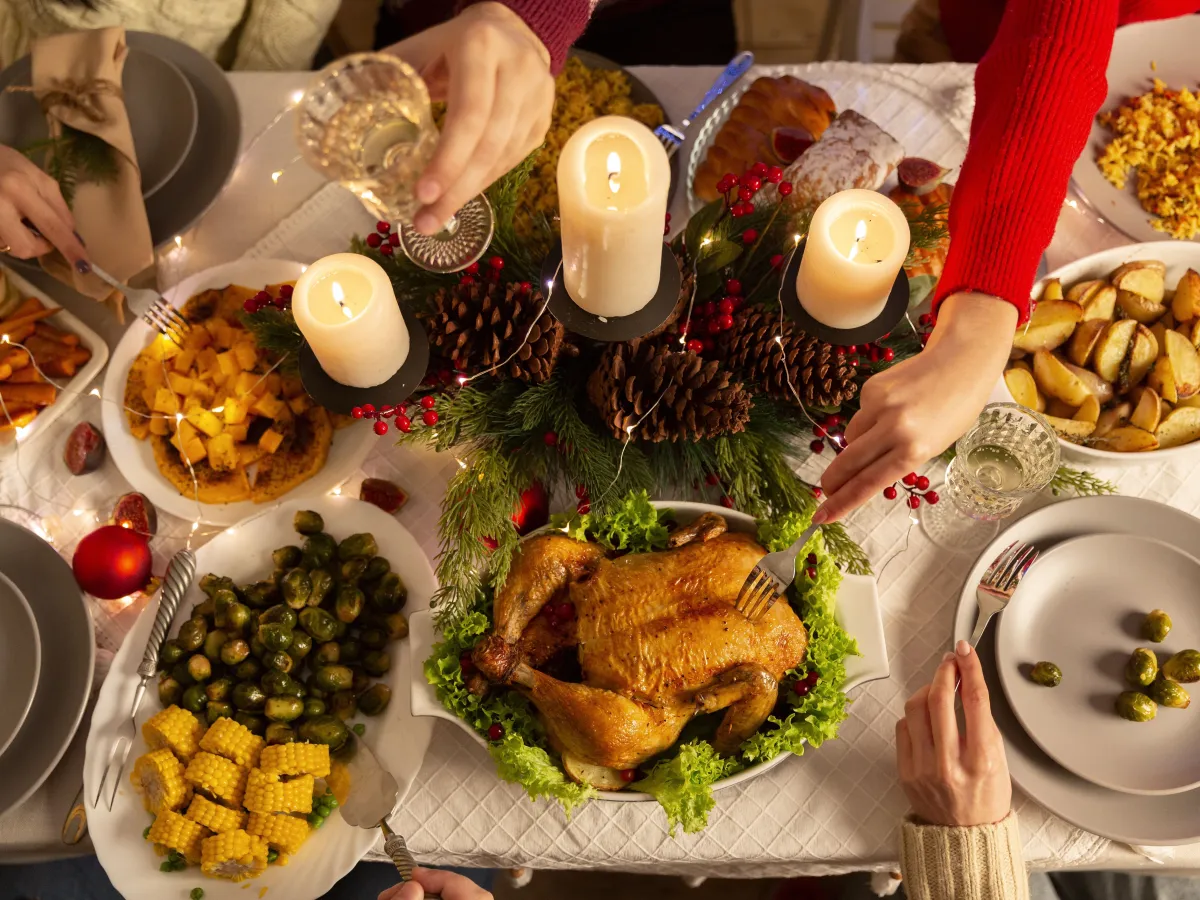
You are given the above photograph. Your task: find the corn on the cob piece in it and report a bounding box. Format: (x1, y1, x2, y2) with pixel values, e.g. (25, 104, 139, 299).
(147, 809, 209, 864)
(258, 742, 330, 778)
(143, 705, 204, 761)
(185, 794, 247, 834)
(200, 717, 264, 768)
(200, 829, 269, 881)
(247, 811, 309, 855)
(243, 769, 314, 814)
(185, 752, 248, 806)
(130, 748, 191, 814)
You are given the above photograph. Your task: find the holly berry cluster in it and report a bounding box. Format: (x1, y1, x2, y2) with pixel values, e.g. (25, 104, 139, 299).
(242, 284, 293, 315)
(916, 312, 937, 347)
(574, 483, 591, 516)
(364, 220, 400, 256)
(793, 668, 821, 698)
(458, 255, 511, 288)
(717, 161, 793, 224)
(833, 340, 896, 368)
(351, 394, 439, 436)
(807, 412, 846, 455)
(882, 472, 940, 509)
(680, 277, 747, 354)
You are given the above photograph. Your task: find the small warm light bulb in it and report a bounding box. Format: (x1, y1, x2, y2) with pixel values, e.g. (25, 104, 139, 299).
(775, 335, 783, 345)
(190, 521, 200, 533)
(118, 519, 132, 529)
(290, 89, 305, 105)
(173, 235, 183, 249)
(175, 413, 185, 423)
(625, 424, 635, 434)
(211, 405, 224, 413)
(456, 457, 467, 470)
(1, 334, 9, 344)
(701, 237, 713, 247)
(329, 485, 342, 496)
(89, 388, 101, 398)
(271, 170, 283, 185)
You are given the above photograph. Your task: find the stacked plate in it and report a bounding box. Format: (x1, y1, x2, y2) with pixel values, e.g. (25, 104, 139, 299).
(0, 31, 241, 249)
(954, 496, 1200, 844)
(0, 516, 94, 818)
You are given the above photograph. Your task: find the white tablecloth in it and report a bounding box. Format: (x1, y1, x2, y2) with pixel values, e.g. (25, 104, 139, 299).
(1, 63, 1197, 876)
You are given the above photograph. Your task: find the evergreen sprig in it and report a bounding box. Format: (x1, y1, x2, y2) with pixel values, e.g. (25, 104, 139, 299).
(1049, 465, 1119, 498)
(23, 124, 118, 207)
(239, 308, 303, 372)
(897, 200, 950, 266)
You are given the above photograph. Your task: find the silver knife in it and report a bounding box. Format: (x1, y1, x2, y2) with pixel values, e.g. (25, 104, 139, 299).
(655, 51, 755, 155)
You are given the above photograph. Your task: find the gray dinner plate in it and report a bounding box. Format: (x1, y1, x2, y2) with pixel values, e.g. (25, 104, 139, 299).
(0, 570, 40, 759)
(0, 518, 94, 819)
(954, 496, 1200, 844)
(0, 48, 199, 199)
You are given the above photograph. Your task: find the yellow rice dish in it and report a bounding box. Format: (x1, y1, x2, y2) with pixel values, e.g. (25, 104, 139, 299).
(1097, 78, 1200, 239)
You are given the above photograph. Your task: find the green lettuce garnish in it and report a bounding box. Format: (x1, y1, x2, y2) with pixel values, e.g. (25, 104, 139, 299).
(489, 735, 596, 815)
(632, 741, 740, 837)
(552, 489, 669, 552)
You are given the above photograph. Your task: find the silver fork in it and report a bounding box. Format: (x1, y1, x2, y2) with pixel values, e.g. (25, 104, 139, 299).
(93, 550, 196, 811)
(734, 523, 819, 621)
(968, 540, 1039, 646)
(91, 263, 190, 345)
(654, 51, 755, 156)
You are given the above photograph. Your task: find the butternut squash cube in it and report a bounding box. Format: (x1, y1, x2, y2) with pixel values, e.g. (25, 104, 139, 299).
(206, 433, 238, 472)
(250, 394, 283, 419)
(263, 374, 282, 396)
(237, 444, 265, 468)
(233, 372, 260, 397)
(130, 420, 150, 440)
(172, 348, 197, 373)
(143, 364, 165, 391)
(216, 351, 240, 379)
(222, 398, 247, 426)
(186, 408, 224, 438)
(258, 429, 284, 454)
(167, 372, 194, 396)
(287, 394, 312, 415)
(280, 376, 304, 399)
(181, 438, 207, 465)
(196, 348, 219, 375)
(153, 388, 181, 415)
(187, 328, 212, 351)
(142, 386, 159, 410)
(225, 423, 249, 442)
(233, 342, 257, 371)
(149, 414, 170, 436)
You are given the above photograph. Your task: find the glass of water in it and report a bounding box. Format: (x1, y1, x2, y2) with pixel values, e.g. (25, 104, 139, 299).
(295, 53, 494, 273)
(921, 402, 1060, 551)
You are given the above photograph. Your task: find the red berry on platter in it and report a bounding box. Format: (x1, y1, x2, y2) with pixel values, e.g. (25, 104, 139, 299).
(362, 404, 375, 415)
(725, 278, 742, 295)
(577, 500, 590, 515)
(707, 319, 722, 335)
(620, 768, 638, 783)
(804, 670, 820, 686)
(793, 682, 811, 697)
(489, 256, 504, 270)
(388, 231, 400, 247)
(915, 475, 931, 491)
(810, 440, 825, 453)
(379, 244, 394, 256)
(703, 301, 717, 317)
(719, 495, 734, 509)
(554, 602, 575, 622)
(419, 395, 436, 410)
(719, 297, 735, 315)
(664, 224, 670, 235)
(273, 295, 287, 308)
(376, 220, 391, 233)
(717, 313, 734, 330)
(487, 723, 504, 741)
(767, 165, 784, 183)
(812, 487, 822, 499)
(460, 653, 477, 675)
(850, 357, 860, 367)
(738, 186, 753, 203)
(908, 495, 921, 510)
(243, 298, 258, 313)
(770, 253, 784, 268)
(705, 472, 720, 486)
(723, 171, 738, 186)
(846, 345, 857, 354)
(701, 337, 715, 353)
(902, 472, 918, 486)
(825, 414, 842, 428)
(254, 290, 271, 304)
(883, 348, 895, 361)
(835, 346, 846, 355)
(813, 425, 827, 438)
(728, 203, 744, 218)
(686, 338, 703, 353)
(397, 416, 412, 433)
(742, 229, 759, 244)
(805, 566, 817, 580)
(465, 262, 480, 276)
(744, 175, 762, 192)
(365, 232, 382, 248)
(481, 535, 499, 551)
(422, 410, 439, 426)
(883, 485, 897, 500)
(519, 281, 532, 295)
(378, 405, 393, 418)
(918, 313, 933, 327)
(806, 552, 818, 565)
(925, 491, 940, 505)
(778, 182, 793, 197)
(278, 284, 293, 299)
(351, 407, 364, 419)
(374, 420, 388, 436)
(751, 162, 769, 178)
(869, 349, 880, 363)
(543, 431, 558, 447)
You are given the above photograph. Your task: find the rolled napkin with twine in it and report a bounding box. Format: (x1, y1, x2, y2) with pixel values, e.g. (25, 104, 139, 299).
(30, 27, 153, 315)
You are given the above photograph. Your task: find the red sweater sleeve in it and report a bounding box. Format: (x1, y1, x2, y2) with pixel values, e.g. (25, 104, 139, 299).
(461, 0, 594, 73)
(933, 0, 1121, 324)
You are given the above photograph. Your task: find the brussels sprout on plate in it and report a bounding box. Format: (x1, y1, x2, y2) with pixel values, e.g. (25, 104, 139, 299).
(1163, 649, 1200, 684)
(1142, 609, 1172, 643)
(1125, 648, 1158, 688)
(1116, 691, 1157, 722)
(294, 510, 325, 535)
(1150, 679, 1191, 709)
(1029, 661, 1062, 687)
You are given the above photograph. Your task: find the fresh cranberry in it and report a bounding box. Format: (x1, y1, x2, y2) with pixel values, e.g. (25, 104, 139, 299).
(487, 723, 504, 741)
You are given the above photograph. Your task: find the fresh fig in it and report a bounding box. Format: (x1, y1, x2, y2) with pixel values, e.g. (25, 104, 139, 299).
(112, 491, 157, 538)
(770, 126, 816, 165)
(359, 478, 407, 514)
(897, 157, 951, 196)
(63, 421, 105, 475)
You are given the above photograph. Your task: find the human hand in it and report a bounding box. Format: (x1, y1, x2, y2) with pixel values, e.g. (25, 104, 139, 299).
(377, 867, 493, 900)
(0, 145, 89, 270)
(813, 292, 1017, 524)
(385, 1, 554, 236)
(897, 640, 1011, 827)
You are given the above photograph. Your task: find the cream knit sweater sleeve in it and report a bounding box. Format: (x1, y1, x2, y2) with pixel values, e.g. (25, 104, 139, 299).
(900, 812, 1030, 900)
(232, 0, 341, 70)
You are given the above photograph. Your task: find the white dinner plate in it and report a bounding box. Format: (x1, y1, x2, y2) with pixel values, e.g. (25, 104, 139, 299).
(955, 495, 1200, 844)
(0, 569, 40, 758)
(1071, 18, 1200, 243)
(85, 497, 436, 900)
(996, 533, 1200, 795)
(100, 259, 375, 526)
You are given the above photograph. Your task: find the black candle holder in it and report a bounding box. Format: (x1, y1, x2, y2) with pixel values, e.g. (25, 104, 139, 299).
(540, 241, 682, 342)
(780, 236, 911, 346)
(299, 304, 430, 416)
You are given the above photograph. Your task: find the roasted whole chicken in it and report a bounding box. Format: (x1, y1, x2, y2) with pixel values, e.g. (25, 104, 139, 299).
(472, 513, 809, 783)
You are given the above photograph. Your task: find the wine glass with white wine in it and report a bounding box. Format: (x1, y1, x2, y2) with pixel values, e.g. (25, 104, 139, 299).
(920, 402, 1060, 552)
(295, 52, 494, 274)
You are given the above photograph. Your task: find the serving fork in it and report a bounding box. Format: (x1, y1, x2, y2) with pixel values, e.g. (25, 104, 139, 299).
(968, 540, 1039, 646)
(734, 522, 819, 622)
(654, 51, 755, 156)
(91, 263, 190, 345)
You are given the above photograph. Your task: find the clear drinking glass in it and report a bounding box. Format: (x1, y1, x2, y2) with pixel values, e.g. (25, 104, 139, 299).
(295, 53, 494, 273)
(920, 402, 1061, 552)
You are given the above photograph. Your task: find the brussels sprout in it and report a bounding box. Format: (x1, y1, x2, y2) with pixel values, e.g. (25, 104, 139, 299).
(288, 631, 313, 663)
(187, 655, 212, 682)
(159, 639, 185, 668)
(1143, 609, 1173, 643)
(314, 642, 340, 666)
(332, 619, 348, 640)
(241, 581, 278, 609)
(340, 558, 368, 584)
(220, 638, 250, 667)
(182, 684, 207, 713)
(335, 586, 365, 624)
(298, 715, 349, 750)
(224, 602, 253, 635)
(363, 556, 390, 584)
(281, 568, 313, 610)
(206, 701, 234, 724)
(170, 662, 195, 687)
(264, 723, 296, 745)
(206, 676, 235, 703)
(358, 684, 392, 717)
(303, 698, 327, 718)
(176, 617, 208, 652)
(360, 627, 388, 650)
(349, 670, 369, 696)
(261, 670, 302, 697)
(200, 573, 234, 596)
(369, 573, 407, 613)
(273, 546, 304, 570)
(264, 695, 304, 723)
(234, 712, 265, 735)
(1150, 679, 1191, 709)
(233, 682, 267, 711)
(158, 675, 182, 707)
(258, 604, 298, 630)
(1163, 649, 1200, 684)
(234, 658, 262, 681)
(306, 683, 329, 701)
(258, 622, 294, 653)
(263, 650, 294, 673)
(294, 510, 325, 535)
(338, 639, 362, 665)
(212, 588, 239, 623)
(1116, 691, 1157, 722)
(381, 613, 409, 642)
(299, 608, 339, 643)
(250, 636, 267, 659)
(338, 533, 378, 561)
(363, 650, 391, 677)
(330, 690, 357, 720)
(1126, 648, 1159, 688)
(308, 568, 334, 607)
(192, 597, 216, 619)
(203, 630, 229, 663)
(313, 665, 354, 692)
(301, 533, 337, 568)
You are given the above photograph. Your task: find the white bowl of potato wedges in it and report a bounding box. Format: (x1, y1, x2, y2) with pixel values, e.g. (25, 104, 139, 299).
(1010, 242, 1200, 464)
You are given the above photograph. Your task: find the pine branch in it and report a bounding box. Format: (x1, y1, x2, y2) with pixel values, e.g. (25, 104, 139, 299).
(898, 200, 949, 266)
(822, 522, 872, 575)
(239, 308, 303, 372)
(22, 125, 117, 208)
(1049, 465, 1119, 498)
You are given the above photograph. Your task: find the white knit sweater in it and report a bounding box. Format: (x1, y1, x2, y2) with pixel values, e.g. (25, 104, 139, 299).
(900, 813, 1031, 900)
(0, 0, 340, 70)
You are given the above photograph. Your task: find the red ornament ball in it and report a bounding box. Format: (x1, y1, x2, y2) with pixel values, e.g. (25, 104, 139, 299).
(719, 297, 735, 315)
(73, 525, 152, 599)
(883, 486, 898, 500)
(419, 395, 436, 410)
(366, 232, 382, 248)
(925, 490, 940, 505)
(480, 536, 498, 551)
(686, 338, 703, 353)
(742, 229, 759, 244)
(778, 182, 793, 197)
(725, 278, 742, 295)
(422, 410, 439, 426)
(543, 430, 558, 447)
(907, 495, 921, 510)
(374, 420, 389, 436)
(379, 244, 394, 257)
(512, 481, 549, 535)
(487, 723, 504, 741)
(376, 220, 391, 234)
(902, 472, 918, 487)
(396, 415, 412, 433)
(770, 253, 784, 269)
(719, 495, 734, 509)
(810, 439, 825, 454)
(915, 475, 931, 491)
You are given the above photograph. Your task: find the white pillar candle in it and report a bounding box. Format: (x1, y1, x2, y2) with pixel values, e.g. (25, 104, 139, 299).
(795, 189, 911, 330)
(557, 115, 670, 318)
(292, 253, 409, 388)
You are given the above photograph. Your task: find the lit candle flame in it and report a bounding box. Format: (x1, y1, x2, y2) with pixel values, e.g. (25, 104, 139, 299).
(606, 151, 621, 194)
(846, 219, 868, 262)
(331, 281, 354, 320)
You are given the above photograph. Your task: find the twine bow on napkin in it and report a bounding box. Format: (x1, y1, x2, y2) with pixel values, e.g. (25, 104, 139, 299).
(27, 77, 125, 124)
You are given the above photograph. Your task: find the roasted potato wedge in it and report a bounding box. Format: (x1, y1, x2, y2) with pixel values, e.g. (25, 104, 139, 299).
(1094, 425, 1159, 452)
(1034, 350, 1091, 406)
(1183, 318, 1200, 349)
(1093, 402, 1131, 438)
(1004, 367, 1043, 412)
(1113, 264, 1166, 303)
(1117, 289, 1167, 324)
(1074, 395, 1101, 424)
(1068, 319, 1107, 368)
(561, 751, 630, 791)
(1062, 361, 1115, 404)
(1066, 279, 1103, 304)
(1165, 329, 1200, 398)
(1093, 319, 1138, 383)
(1013, 300, 1083, 353)
(1129, 325, 1159, 388)
(1155, 407, 1200, 449)
(1041, 278, 1064, 302)
(1172, 269, 1200, 322)
(1148, 356, 1179, 403)
(1130, 387, 1162, 433)
(1080, 284, 1118, 322)
(1045, 398, 1079, 419)
(1042, 414, 1096, 443)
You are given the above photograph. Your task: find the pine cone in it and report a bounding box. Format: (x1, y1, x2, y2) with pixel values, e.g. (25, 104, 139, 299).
(422, 281, 566, 383)
(715, 306, 858, 408)
(587, 339, 752, 442)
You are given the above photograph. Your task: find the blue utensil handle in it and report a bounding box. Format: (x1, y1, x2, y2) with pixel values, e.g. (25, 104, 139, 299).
(684, 51, 754, 126)
(136, 549, 196, 678)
